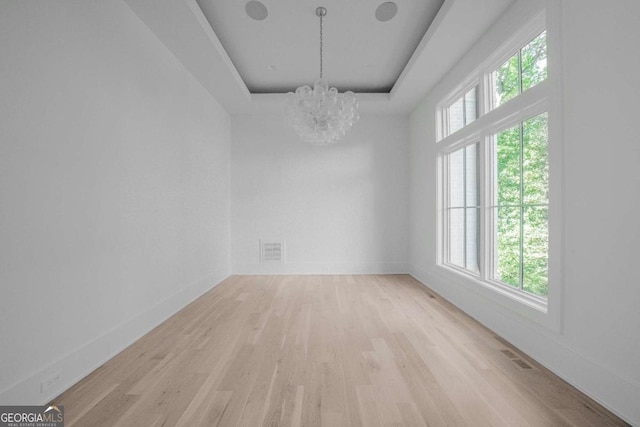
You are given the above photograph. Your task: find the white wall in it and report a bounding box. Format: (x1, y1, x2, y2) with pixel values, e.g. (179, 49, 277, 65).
(0, 0, 231, 404)
(409, 0, 640, 424)
(231, 115, 409, 274)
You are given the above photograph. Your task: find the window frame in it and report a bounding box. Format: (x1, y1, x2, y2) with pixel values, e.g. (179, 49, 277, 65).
(437, 77, 480, 142)
(485, 108, 550, 304)
(436, 11, 559, 316)
(442, 139, 482, 276)
(487, 27, 549, 113)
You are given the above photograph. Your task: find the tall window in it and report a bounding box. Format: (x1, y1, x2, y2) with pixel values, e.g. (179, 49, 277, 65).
(492, 114, 548, 296)
(439, 19, 550, 305)
(447, 143, 479, 273)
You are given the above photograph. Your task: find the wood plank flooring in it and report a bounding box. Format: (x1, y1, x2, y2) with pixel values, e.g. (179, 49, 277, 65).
(54, 275, 628, 426)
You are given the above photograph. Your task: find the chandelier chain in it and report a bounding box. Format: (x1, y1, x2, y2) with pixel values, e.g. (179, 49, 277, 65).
(319, 12, 323, 79)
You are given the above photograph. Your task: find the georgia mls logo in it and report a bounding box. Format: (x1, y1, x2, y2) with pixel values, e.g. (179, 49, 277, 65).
(0, 405, 64, 427)
(44, 406, 63, 419)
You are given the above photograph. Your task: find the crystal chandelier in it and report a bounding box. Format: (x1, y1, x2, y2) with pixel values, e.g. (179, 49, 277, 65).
(285, 7, 359, 145)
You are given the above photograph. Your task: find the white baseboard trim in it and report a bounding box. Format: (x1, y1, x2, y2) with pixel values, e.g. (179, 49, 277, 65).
(409, 264, 640, 426)
(0, 271, 229, 406)
(232, 262, 409, 275)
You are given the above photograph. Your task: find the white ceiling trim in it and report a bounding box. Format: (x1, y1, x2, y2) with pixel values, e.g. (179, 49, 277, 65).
(391, 0, 453, 98)
(186, 0, 250, 100)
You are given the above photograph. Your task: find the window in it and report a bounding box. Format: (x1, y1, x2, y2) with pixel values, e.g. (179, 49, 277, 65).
(446, 143, 479, 273)
(438, 17, 551, 307)
(492, 113, 548, 296)
(446, 87, 478, 135)
(492, 31, 547, 109)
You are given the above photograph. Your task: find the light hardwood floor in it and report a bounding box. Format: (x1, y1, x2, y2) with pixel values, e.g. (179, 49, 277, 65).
(54, 275, 627, 426)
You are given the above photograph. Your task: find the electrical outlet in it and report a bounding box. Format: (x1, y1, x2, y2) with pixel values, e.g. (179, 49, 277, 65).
(41, 371, 61, 393)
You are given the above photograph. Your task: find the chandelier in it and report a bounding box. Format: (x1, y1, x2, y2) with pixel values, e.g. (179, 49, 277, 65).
(285, 7, 359, 145)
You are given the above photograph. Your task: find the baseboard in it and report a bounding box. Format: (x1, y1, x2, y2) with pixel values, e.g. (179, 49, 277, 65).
(232, 262, 409, 275)
(409, 264, 640, 426)
(0, 271, 229, 406)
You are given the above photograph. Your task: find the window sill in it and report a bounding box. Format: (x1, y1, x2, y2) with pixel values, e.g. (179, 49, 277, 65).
(431, 263, 565, 335)
(439, 263, 548, 313)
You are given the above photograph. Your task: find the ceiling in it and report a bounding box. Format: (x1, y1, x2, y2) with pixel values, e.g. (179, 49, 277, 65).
(195, 0, 444, 94)
(123, 0, 516, 114)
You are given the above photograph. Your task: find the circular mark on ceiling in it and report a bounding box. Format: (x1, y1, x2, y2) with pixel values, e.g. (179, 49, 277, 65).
(245, 1, 268, 21)
(375, 2, 398, 22)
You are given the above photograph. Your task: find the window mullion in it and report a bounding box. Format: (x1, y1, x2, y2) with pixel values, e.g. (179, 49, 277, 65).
(518, 49, 523, 95)
(479, 133, 489, 282)
(463, 148, 468, 269)
(519, 122, 525, 291)
(480, 69, 490, 116)
(444, 156, 450, 264)
(462, 95, 467, 127)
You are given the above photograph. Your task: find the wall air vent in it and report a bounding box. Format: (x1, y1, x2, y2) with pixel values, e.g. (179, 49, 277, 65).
(260, 240, 284, 263)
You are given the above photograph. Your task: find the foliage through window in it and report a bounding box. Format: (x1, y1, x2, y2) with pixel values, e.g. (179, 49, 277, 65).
(492, 31, 547, 109)
(439, 20, 550, 305)
(492, 114, 548, 296)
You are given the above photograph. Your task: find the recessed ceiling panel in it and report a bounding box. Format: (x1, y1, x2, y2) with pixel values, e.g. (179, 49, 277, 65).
(196, 0, 444, 94)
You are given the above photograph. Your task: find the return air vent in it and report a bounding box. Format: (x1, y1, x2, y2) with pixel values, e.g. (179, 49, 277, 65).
(500, 348, 533, 369)
(260, 240, 284, 263)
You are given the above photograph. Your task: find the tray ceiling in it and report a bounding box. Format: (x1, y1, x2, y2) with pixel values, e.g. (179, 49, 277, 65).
(195, 0, 444, 94)
(124, 0, 517, 114)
